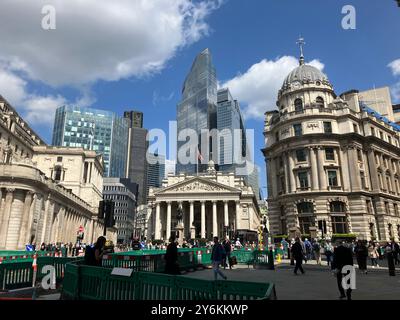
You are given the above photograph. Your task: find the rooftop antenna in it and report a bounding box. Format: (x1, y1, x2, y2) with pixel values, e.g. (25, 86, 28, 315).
(296, 36, 306, 65)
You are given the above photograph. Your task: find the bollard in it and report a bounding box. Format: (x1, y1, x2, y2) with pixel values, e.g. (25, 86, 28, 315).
(268, 249, 275, 270)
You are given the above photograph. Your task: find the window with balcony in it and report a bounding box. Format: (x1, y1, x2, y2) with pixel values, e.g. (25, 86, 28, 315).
(328, 170, 338, 187)
(293, 124, 302, 136)
(294, 98, 303, 112)
(298, 171, 309, 189)
(325, 148, 335, 161)
(323, 122, 332, 133)
(296, 149, 307, 162)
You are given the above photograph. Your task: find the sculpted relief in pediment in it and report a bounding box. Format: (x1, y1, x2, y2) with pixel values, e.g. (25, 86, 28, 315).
(168, 181, 228, 193)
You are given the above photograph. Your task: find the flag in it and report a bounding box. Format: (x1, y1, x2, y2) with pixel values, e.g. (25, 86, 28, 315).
(197, 147, 204, 162)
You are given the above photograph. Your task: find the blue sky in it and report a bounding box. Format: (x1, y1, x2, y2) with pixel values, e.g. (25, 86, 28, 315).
(0, 0, 399, 197)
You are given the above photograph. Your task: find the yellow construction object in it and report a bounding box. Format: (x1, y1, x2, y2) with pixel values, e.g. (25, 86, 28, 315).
(276, 254, 282, 264)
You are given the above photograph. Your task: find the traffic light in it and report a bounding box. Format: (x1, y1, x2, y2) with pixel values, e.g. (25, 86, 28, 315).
(104, 200, 115, 228)
(98, 200, 105, 219)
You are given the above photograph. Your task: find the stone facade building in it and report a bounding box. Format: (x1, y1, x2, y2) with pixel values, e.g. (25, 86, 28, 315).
(0, 95, 115, 250)
(263, 53, 400, 242)
(147, 161, 261, 241)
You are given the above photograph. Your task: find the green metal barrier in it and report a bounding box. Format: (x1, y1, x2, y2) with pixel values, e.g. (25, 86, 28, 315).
(231, 249, 254, 266)
(62, 262, 277, 300)
(0, 257, 80, 290)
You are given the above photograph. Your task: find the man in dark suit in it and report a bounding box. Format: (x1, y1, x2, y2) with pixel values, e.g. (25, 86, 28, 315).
(332, 242, 354, 300)
(291, 237, 305, 275)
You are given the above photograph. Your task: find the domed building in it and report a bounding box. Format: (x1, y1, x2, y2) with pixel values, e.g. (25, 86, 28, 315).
(263, 47, 400, 242)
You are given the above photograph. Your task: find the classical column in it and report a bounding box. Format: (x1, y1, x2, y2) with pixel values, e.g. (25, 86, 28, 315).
(235, 201, 241, 232)
(268, 158, 278, 197)
(0, 188, 15, 249)
(155, 202, 161, 239)
(309, 147, 319, 190)
(348, 146, 361, 191)
(212, 201, 218, 237)
(288, 151, 296, 193)
(25, 193, 37, 245)
(339, 147, 350, 191)
(17, 191, 34, 249)
(224, 201, 229, 236)
(166, 201, 172, 240)
(189, 201, 195, 239)
(283, 153, 290, 194)
(201, 201, 206, 239)
(317, 147, 327, 190)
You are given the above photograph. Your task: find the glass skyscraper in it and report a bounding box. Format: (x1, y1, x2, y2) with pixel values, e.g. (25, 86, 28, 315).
(146, 153, 165, 193)
(176, 48, 217, 174)
(52, 105, 129, 177)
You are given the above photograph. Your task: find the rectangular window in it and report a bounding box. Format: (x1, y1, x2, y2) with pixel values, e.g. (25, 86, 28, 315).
(57, 156, 62, 162)
(385, 202, 390, 215)
(360, 171, 366, 189)
(353, 123, 358, 133)
(325, 148, 335, 161)
(357, 149, 363, 162)
(332, 216, 348, 234)
(298, 172, 309, 189)
(328, 170, 338, 187)
(394, 203, 399, 217)
(293, 124, 302, 136)
(380, 131, 384, 140)
(371, 127, 375, 136)
(323, 122, 332, 133)
(296, 149, 307, 162)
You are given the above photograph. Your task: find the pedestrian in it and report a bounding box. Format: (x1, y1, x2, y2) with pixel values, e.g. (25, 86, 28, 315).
(324, 240, 334, 266)
(235, 238, 242, 249)
(164, 235, 180, 275)
(354, 240, 368, 274)
(291, 237, 305, 275)
(84, 236, 106, 266)
(304, 238, 312, 261)
(281, 238, 289, 259)
(368, 241, 379, 268)
(222, 237, 232, 269)
(332, 241, 354, 300)
(385, 242, 396, 276)
(390, 240, 399, 265)
(211, 237, 227, 280)
(312, 239, 321, 265)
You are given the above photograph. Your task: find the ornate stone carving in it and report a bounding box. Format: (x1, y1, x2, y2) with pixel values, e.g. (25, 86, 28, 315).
(170, 181, 228, 192)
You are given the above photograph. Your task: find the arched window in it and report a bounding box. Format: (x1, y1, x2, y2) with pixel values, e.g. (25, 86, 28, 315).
(297, 202, 314, 235)
(316, 96, 324, 107)
(54, 166, 62, 182)
(294, 98, 303, 112)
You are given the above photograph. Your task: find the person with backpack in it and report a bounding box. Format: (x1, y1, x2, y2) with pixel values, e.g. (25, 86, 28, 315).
(211, 237, 227, 280)
(164, 235, 180, 275)
(312, 239, 321, 265)
(84, 236, 106, 266)
(324, 240, 334, 267)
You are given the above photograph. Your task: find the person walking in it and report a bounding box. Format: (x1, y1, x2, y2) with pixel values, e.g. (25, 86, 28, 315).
(385, 242, 396, 276)
(211, 237, 227, 280)
(368, 241, 379, 268)
(84, 236, 106, 266)
(324, 240, 334, 267)
(312, 239, 321, 265)
(291, 237, 305, 275)
(354, 240, 368, 274)
(222, 238, 232, 269)
(332, 242, 354, 300)
(165, 235, 180, 275)
(390, 240, 399, 265)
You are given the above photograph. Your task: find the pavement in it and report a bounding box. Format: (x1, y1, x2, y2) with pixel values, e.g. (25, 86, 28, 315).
(184, 260, 400, 300)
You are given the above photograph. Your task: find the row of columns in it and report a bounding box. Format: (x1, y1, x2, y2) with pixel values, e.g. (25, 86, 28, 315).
(153, 200, 240, 240)
(0, 187, 99, 250)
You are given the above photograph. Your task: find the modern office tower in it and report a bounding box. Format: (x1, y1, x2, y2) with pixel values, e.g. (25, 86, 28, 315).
(124, 111, 148, 205)
(52, 105, 129, 177)
(216, 87, 260, 197)
(103, 178, 138, 244)
(146, 153, 165, 193)
(176, 48, 218, 174)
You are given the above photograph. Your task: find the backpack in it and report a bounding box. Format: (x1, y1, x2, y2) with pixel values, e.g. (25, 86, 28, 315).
(313, 242, 320, 251)
(84, 245, 96, 265)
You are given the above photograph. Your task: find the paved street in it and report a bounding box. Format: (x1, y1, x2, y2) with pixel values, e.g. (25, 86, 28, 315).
(184, 261, 400, 300)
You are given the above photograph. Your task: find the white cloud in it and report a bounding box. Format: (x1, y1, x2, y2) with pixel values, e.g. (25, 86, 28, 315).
(388, 59, 400, 103)
(0, 0, 221, 126)
(0, 0, 222, 87)
(221, 56, 325, 120)
(388, 59, 400, 77)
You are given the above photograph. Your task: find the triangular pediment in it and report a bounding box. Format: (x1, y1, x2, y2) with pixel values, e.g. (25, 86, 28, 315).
(155, 176, 241, 194)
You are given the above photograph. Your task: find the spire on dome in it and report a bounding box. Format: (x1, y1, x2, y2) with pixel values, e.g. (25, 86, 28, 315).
(296, 36, 305, 65)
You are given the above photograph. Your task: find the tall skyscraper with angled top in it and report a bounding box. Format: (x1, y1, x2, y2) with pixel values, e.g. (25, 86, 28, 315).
(176, 48, 217, 174)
